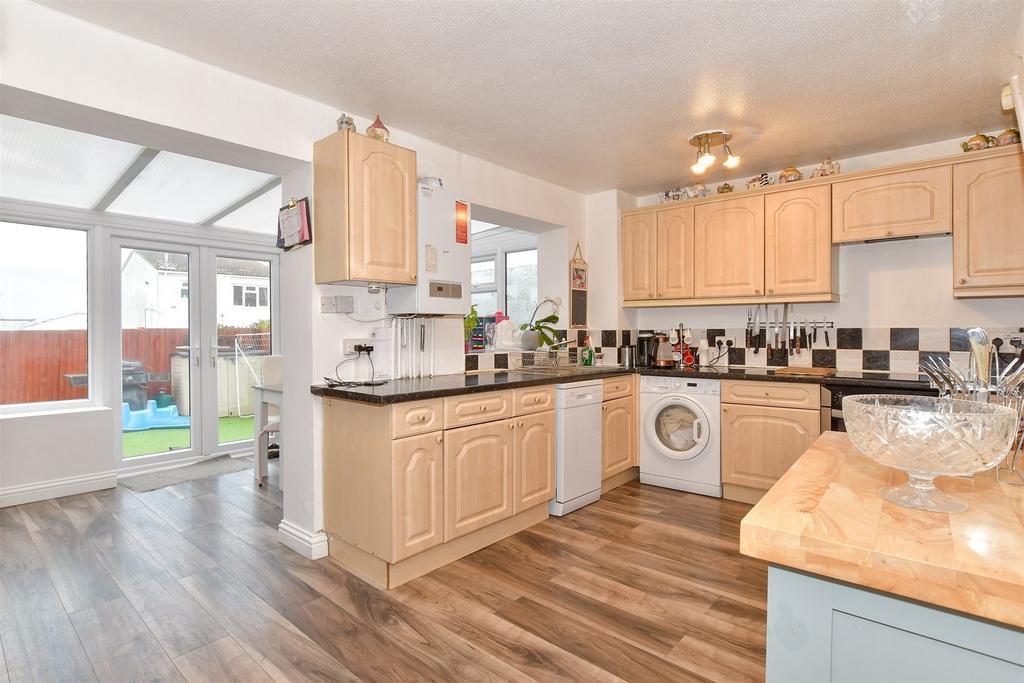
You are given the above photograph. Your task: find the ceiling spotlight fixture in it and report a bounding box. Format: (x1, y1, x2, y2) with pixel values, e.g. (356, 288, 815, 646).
(688, 130, 739, 174)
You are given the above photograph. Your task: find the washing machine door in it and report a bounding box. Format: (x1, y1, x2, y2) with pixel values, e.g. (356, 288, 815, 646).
(645, 395, 711, 461)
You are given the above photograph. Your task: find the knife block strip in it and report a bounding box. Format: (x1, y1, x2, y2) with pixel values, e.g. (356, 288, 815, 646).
(772, 367, 836, 377)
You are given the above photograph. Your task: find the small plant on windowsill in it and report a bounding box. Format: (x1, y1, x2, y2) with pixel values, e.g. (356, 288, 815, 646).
(520, 298, 560, 350)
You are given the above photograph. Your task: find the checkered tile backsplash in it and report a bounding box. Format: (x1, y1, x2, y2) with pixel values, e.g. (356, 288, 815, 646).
(466, 326, 1024, 373)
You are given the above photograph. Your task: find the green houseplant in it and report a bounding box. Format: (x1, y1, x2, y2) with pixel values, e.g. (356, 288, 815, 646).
(463, 304, 479, 352)
(520, 300, 559, 349)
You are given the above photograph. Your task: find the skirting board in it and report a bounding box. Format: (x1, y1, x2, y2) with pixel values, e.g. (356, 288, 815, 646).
(723, 483, 766, 505)
(329, 503, 549, 589)
(278, 518, 329, 559)
(602, 466, 639, 493)
(0, 469, 116, 508)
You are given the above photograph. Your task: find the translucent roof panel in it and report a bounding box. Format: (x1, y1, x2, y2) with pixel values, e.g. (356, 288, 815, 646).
(214, 182, 282, 234)
(106, 151, 274, 224)
(0, 114, 143, 208)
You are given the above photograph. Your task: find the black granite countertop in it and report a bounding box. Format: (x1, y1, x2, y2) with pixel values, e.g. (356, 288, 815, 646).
(310, 367, 633, 405)
(311, 364, 935, 405)
(638, 366, 934, 391)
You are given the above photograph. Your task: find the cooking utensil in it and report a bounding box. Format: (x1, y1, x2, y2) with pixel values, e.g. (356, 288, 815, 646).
(781, 304, 789, 354)
(967, 327, 991, 383)
(746, 307, 753, 347)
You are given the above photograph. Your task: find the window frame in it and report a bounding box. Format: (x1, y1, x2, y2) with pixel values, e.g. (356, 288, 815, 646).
(0, 216, 96, 415)
(0, 194, 281, 419)
(502, 247, 539, 322)
(470, 254, 500, 316)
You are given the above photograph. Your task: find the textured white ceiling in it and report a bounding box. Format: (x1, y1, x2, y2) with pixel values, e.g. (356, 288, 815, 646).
(37, 0, 1024, 195)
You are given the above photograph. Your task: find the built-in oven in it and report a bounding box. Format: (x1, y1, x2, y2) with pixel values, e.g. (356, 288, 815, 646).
(821, 382, 938, 432)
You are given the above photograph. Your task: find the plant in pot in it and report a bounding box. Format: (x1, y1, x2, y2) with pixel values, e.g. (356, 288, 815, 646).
(463, 304, 479, 353)
(520, 303, 559, 350)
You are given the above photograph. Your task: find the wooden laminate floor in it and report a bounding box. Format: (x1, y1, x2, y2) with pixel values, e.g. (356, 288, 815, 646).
(0, 466, 767, 682)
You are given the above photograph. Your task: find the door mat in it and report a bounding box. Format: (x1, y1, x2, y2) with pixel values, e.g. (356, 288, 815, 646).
(120, 455, 252, 492)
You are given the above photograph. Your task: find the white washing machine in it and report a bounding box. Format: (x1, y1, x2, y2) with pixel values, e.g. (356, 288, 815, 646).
(639, 375, 722, 497)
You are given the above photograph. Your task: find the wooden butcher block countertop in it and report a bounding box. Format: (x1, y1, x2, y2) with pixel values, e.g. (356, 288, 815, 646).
(740, 431, 1024, 629)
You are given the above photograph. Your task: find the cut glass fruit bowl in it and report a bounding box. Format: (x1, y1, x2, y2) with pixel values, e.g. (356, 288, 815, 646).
(842, 394, 1018, 512)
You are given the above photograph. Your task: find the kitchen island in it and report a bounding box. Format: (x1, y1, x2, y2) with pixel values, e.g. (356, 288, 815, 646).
(312, 368, 637, 589)
(741, 431, 1024, 682)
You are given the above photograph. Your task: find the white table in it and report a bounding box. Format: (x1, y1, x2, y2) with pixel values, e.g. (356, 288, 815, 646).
(253, 384, 283, 486)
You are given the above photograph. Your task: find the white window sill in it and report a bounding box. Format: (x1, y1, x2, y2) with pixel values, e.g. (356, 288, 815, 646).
(0, 404, 111, 421)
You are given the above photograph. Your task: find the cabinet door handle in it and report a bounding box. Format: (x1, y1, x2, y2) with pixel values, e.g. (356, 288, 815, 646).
(767, 288, 774, 294)
(958, 278, 967, 285)
(508, 423, 515, 430)
(418, 415, 427, 422)
(436, 435, 443, 444)
(518, 421, 524, 427)
(481, 406, 487, 412)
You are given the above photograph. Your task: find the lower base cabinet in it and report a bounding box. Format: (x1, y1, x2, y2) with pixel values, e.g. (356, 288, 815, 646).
(391, 432, 444, 562)
(721, 403, 820, 497)
(513, 411, 556, 513)
(443, 419, 515, 541)
(602, 396, 636, 479)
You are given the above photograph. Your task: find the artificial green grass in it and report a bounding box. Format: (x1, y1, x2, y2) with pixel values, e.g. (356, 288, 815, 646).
(122, 415, 255, 458)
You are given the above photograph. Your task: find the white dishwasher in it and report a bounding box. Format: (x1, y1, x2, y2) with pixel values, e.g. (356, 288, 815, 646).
(549, 379, 604, 516)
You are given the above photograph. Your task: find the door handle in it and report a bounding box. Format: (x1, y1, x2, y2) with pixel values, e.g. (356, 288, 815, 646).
(694, 418, 703, 441)
(189, 346, 201, 367)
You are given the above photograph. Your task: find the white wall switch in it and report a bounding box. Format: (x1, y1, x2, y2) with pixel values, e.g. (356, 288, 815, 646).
(320, 295, 355, 314)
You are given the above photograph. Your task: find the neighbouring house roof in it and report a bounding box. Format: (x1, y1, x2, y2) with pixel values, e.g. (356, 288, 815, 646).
(136, 251, 269, 277)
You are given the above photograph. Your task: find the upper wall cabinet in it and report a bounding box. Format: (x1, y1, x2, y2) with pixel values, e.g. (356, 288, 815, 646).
(694, 195, 765, 298)
(621, 212, 657, 300)
(831, 166, 952, 243)
(313, 130, 417, 285)
(953, 154, 1024, 297)
(765, 185, 835, 297)
(656, 206, 695, 299)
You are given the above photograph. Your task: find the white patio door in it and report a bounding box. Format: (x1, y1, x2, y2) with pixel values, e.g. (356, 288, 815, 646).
(114, 237, 277, 471)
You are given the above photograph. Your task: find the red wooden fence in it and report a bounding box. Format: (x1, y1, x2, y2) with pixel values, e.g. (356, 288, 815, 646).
(0, 326, 266, 405)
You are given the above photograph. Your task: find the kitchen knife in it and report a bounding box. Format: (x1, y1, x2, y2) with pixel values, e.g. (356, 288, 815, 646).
(752, 305, 761, 354)
(800, 319, 808, 351)
(746, 307, 753, 347)
(781, 304, 788, 354)
(789, 318, 795, 356)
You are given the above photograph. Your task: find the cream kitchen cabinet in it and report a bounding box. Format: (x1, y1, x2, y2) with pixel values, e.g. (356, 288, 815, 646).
(721, 402, 820, 503)
(602, 396, 636, 479)
(694, 195, 765, 298)
(621, 212, 657, 300)
(313, 129, 417, 285)
(390, 432, 444, 561)
(953, 154, 1024, 297)
(443, 418, 515, 541)
(765, 185, 836, 297)
(512, 411, 556, 513)
(831, 166, 952, 243)
(656, 205, 695, 299)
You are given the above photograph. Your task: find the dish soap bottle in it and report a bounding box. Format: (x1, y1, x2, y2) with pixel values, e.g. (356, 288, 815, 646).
(581, 335, 595, 366)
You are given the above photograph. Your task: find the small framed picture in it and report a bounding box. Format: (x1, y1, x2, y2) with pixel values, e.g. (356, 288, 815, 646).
(277, 197, 312, 251)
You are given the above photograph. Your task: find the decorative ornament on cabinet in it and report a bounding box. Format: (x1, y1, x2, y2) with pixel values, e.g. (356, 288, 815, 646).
(810, 157, 841, 178)
(747, 173, 775, 190)
(661, 186, 685, 203)
(366, 114, 391, 142)
(778, 166, 803, 183)
(995, 128, 1021, 146)
(717, 182, 734, 194)
(961, 133, 995, 152)
(336, 113, 356, 131)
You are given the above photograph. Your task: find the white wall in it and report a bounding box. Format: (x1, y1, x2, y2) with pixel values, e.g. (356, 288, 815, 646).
(585, 190, 637, 330)
(0, 408, 116, 507)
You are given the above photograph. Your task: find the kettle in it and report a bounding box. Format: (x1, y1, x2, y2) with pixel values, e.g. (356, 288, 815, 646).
(652, 334, 675, 367)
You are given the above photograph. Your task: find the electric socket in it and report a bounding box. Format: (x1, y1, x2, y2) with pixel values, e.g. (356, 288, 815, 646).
(342, 338, 372, 355)
(320, 295, 355, 314)
(714, 336, 737, 349)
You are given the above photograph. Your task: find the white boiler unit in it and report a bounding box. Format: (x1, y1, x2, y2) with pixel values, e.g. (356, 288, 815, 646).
(387, 183, 471, 315)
